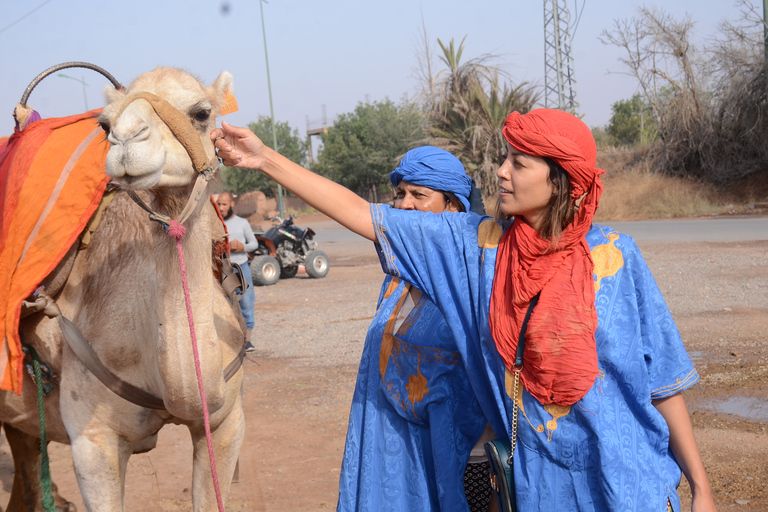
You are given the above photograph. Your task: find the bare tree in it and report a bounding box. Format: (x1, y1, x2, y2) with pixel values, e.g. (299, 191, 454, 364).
(600, 7, 706, 141)
(601, 2, 768, 187)
(411, 17, 439, 111)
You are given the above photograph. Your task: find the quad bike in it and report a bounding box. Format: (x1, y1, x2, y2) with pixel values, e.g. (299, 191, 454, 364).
(247, 215, 330, 286)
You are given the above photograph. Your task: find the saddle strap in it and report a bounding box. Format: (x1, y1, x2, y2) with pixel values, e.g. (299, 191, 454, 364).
(55, 314, 244, 411)
(58, 315, 166, 410)
(221, 258, 247, 298)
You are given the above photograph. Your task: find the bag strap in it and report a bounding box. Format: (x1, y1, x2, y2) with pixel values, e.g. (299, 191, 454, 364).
(508, 291, 540, 462)
(514, 292, 540, 368)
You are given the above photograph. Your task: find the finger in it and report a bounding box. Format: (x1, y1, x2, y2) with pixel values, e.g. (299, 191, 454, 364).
(219, 154, 242, 166)
(217, 147, 241, 159)
(214, 139, 232, 151)
(212, 135, 232, 153)
(221, 121, 253, 139)
(210, 128, 224, 141)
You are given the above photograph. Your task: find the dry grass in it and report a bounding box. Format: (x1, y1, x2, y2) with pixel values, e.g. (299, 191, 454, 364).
(596, 170, 719, 221)
(594, 150, 766, 221)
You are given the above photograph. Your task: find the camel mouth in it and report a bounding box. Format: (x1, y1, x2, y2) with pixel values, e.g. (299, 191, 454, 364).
(112, 171, 162, 191)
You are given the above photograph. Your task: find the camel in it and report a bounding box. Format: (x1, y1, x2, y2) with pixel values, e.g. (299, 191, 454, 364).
(0, 67, 246, 511)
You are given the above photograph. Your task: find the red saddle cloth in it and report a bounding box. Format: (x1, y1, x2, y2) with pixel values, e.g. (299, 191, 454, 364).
(0, 110, 109, 394)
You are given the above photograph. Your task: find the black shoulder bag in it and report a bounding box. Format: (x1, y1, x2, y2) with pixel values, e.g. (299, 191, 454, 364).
(484, 292, 540, 512)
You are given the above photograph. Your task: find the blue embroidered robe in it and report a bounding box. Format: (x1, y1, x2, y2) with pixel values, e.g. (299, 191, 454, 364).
(370, 204, 699, 512)
(337, 275, 487, 512)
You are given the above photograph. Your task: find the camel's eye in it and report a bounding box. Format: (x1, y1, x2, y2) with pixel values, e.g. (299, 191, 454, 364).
(191, 109, 210, 123)
(99, 120, 111, 135)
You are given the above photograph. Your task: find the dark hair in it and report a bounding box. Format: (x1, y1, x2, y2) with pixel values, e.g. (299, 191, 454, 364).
(218, 191, 235, 203)
(441, 191, 466, 213)
(537, 158, 574, 242)
(491, 158, 574, 243)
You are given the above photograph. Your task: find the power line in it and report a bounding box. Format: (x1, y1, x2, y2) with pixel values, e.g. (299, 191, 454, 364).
(0, 0, 55, 36)
(571, 0, 587, 39)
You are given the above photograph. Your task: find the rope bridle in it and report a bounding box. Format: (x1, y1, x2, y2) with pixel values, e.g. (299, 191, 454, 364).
(105, 91, 231, 511)
(19, 63, 237, 512)
(108, 91, 221, 227)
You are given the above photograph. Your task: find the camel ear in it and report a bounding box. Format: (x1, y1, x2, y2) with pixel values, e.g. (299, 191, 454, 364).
(103, 84, 125, 105)
(209, 71, 234, 112)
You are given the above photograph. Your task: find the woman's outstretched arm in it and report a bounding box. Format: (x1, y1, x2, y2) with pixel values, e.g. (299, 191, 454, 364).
(211, 121, 376, 241)
(652, 394, 717, 512)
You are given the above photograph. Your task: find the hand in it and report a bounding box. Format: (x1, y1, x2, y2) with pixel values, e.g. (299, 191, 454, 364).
(691, 493, 718, 512)
(211, 121, 266, 169)
(229, 239, 245, 252)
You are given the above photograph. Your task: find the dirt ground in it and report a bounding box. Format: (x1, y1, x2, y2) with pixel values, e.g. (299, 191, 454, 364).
(1, 214, 766, 511)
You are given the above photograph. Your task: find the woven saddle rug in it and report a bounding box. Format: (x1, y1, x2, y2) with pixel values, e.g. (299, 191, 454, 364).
(0, 110, 109, 394)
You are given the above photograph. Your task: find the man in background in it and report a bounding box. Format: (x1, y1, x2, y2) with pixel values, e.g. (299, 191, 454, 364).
(217, 192, 258, 352)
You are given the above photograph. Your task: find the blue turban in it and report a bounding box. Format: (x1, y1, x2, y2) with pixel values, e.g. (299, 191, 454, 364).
(389, 146, 472, 212)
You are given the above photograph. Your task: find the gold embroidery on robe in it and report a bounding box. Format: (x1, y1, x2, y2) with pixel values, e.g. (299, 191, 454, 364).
(382, 337, 460, 419)
(477, 219, 504, 269)
(406, 363, 429, 417)
(542, 404, 571, 441)
(592, 228, 623, 291)
(380, 333, 395, 380)
(477, 220, 504, 249)
(505, 368, 571, 438)
(379, 282, 459, 419)
(382, 277, 401, 300)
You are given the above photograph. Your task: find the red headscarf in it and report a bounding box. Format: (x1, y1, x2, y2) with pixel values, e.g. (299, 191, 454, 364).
(489, 109, 605, 406)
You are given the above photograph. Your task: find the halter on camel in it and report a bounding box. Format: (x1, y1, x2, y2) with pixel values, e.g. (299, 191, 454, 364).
(105, 90, 223, 227)
(104, 90, 240, 510)
(17, 64, 246, 408)
(16, 63, 243, 512)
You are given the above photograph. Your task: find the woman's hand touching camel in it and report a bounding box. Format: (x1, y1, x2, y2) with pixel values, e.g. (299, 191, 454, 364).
(211, 121, 266, 169)
(211, 122, 376, 241)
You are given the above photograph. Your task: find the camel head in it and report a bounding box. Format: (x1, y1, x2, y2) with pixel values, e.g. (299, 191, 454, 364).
(98, 67, 232, 190)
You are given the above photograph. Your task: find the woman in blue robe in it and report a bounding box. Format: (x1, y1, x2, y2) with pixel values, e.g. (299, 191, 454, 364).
(337, 147, 489, 511)
(211, 109, 717, 512)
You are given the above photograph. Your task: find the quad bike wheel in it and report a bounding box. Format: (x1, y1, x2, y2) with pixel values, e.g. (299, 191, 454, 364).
(250, 255, 280, 286)
(275, 240, 299, 278)
(280, 265, 299, 278)
(304, 250, 330, 279)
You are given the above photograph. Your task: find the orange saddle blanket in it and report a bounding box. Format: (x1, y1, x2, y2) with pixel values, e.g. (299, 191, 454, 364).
(0, 110, 109, 394)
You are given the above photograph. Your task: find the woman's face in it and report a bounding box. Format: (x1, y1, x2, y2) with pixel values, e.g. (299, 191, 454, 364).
(393, 181, 459, 214)
(496, 143, 556, 230)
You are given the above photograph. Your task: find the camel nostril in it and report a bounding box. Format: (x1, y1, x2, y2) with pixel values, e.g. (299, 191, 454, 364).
(134, 125, 150, 142)
(109, 122, 151, 146)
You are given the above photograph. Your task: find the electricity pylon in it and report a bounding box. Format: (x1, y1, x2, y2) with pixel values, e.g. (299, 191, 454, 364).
(543, 0, 579, 113)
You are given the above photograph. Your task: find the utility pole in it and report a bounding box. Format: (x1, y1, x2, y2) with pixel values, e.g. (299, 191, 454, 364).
(305, 104, 330, 165)
(543, 0, 579, 113)
(259, 0, 285, 218)
(764, 0, 768, 101)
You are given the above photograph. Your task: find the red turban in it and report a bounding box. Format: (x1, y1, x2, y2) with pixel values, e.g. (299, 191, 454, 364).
(489, 109, 605, 406)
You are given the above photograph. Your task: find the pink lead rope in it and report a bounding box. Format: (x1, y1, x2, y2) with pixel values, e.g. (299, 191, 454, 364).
(167, 219, 225, 512)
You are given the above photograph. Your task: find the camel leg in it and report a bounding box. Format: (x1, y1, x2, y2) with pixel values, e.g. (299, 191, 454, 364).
(189, 393, 245, 512)
(67, 428, 132, 512)
(3, 424, 76, 512)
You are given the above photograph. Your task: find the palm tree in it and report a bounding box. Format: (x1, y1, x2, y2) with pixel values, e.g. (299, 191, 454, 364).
(426, 38, 541, 201)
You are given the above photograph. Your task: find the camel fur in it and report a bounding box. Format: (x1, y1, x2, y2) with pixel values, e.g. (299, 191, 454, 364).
(0, 67, 245, 512)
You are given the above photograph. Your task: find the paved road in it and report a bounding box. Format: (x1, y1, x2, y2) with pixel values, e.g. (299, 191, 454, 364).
(601, 216, 767, 242)
(312, 216, 768, 244)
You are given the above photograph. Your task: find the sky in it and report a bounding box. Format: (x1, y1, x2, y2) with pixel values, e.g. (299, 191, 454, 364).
(0, 0, 751, 145)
